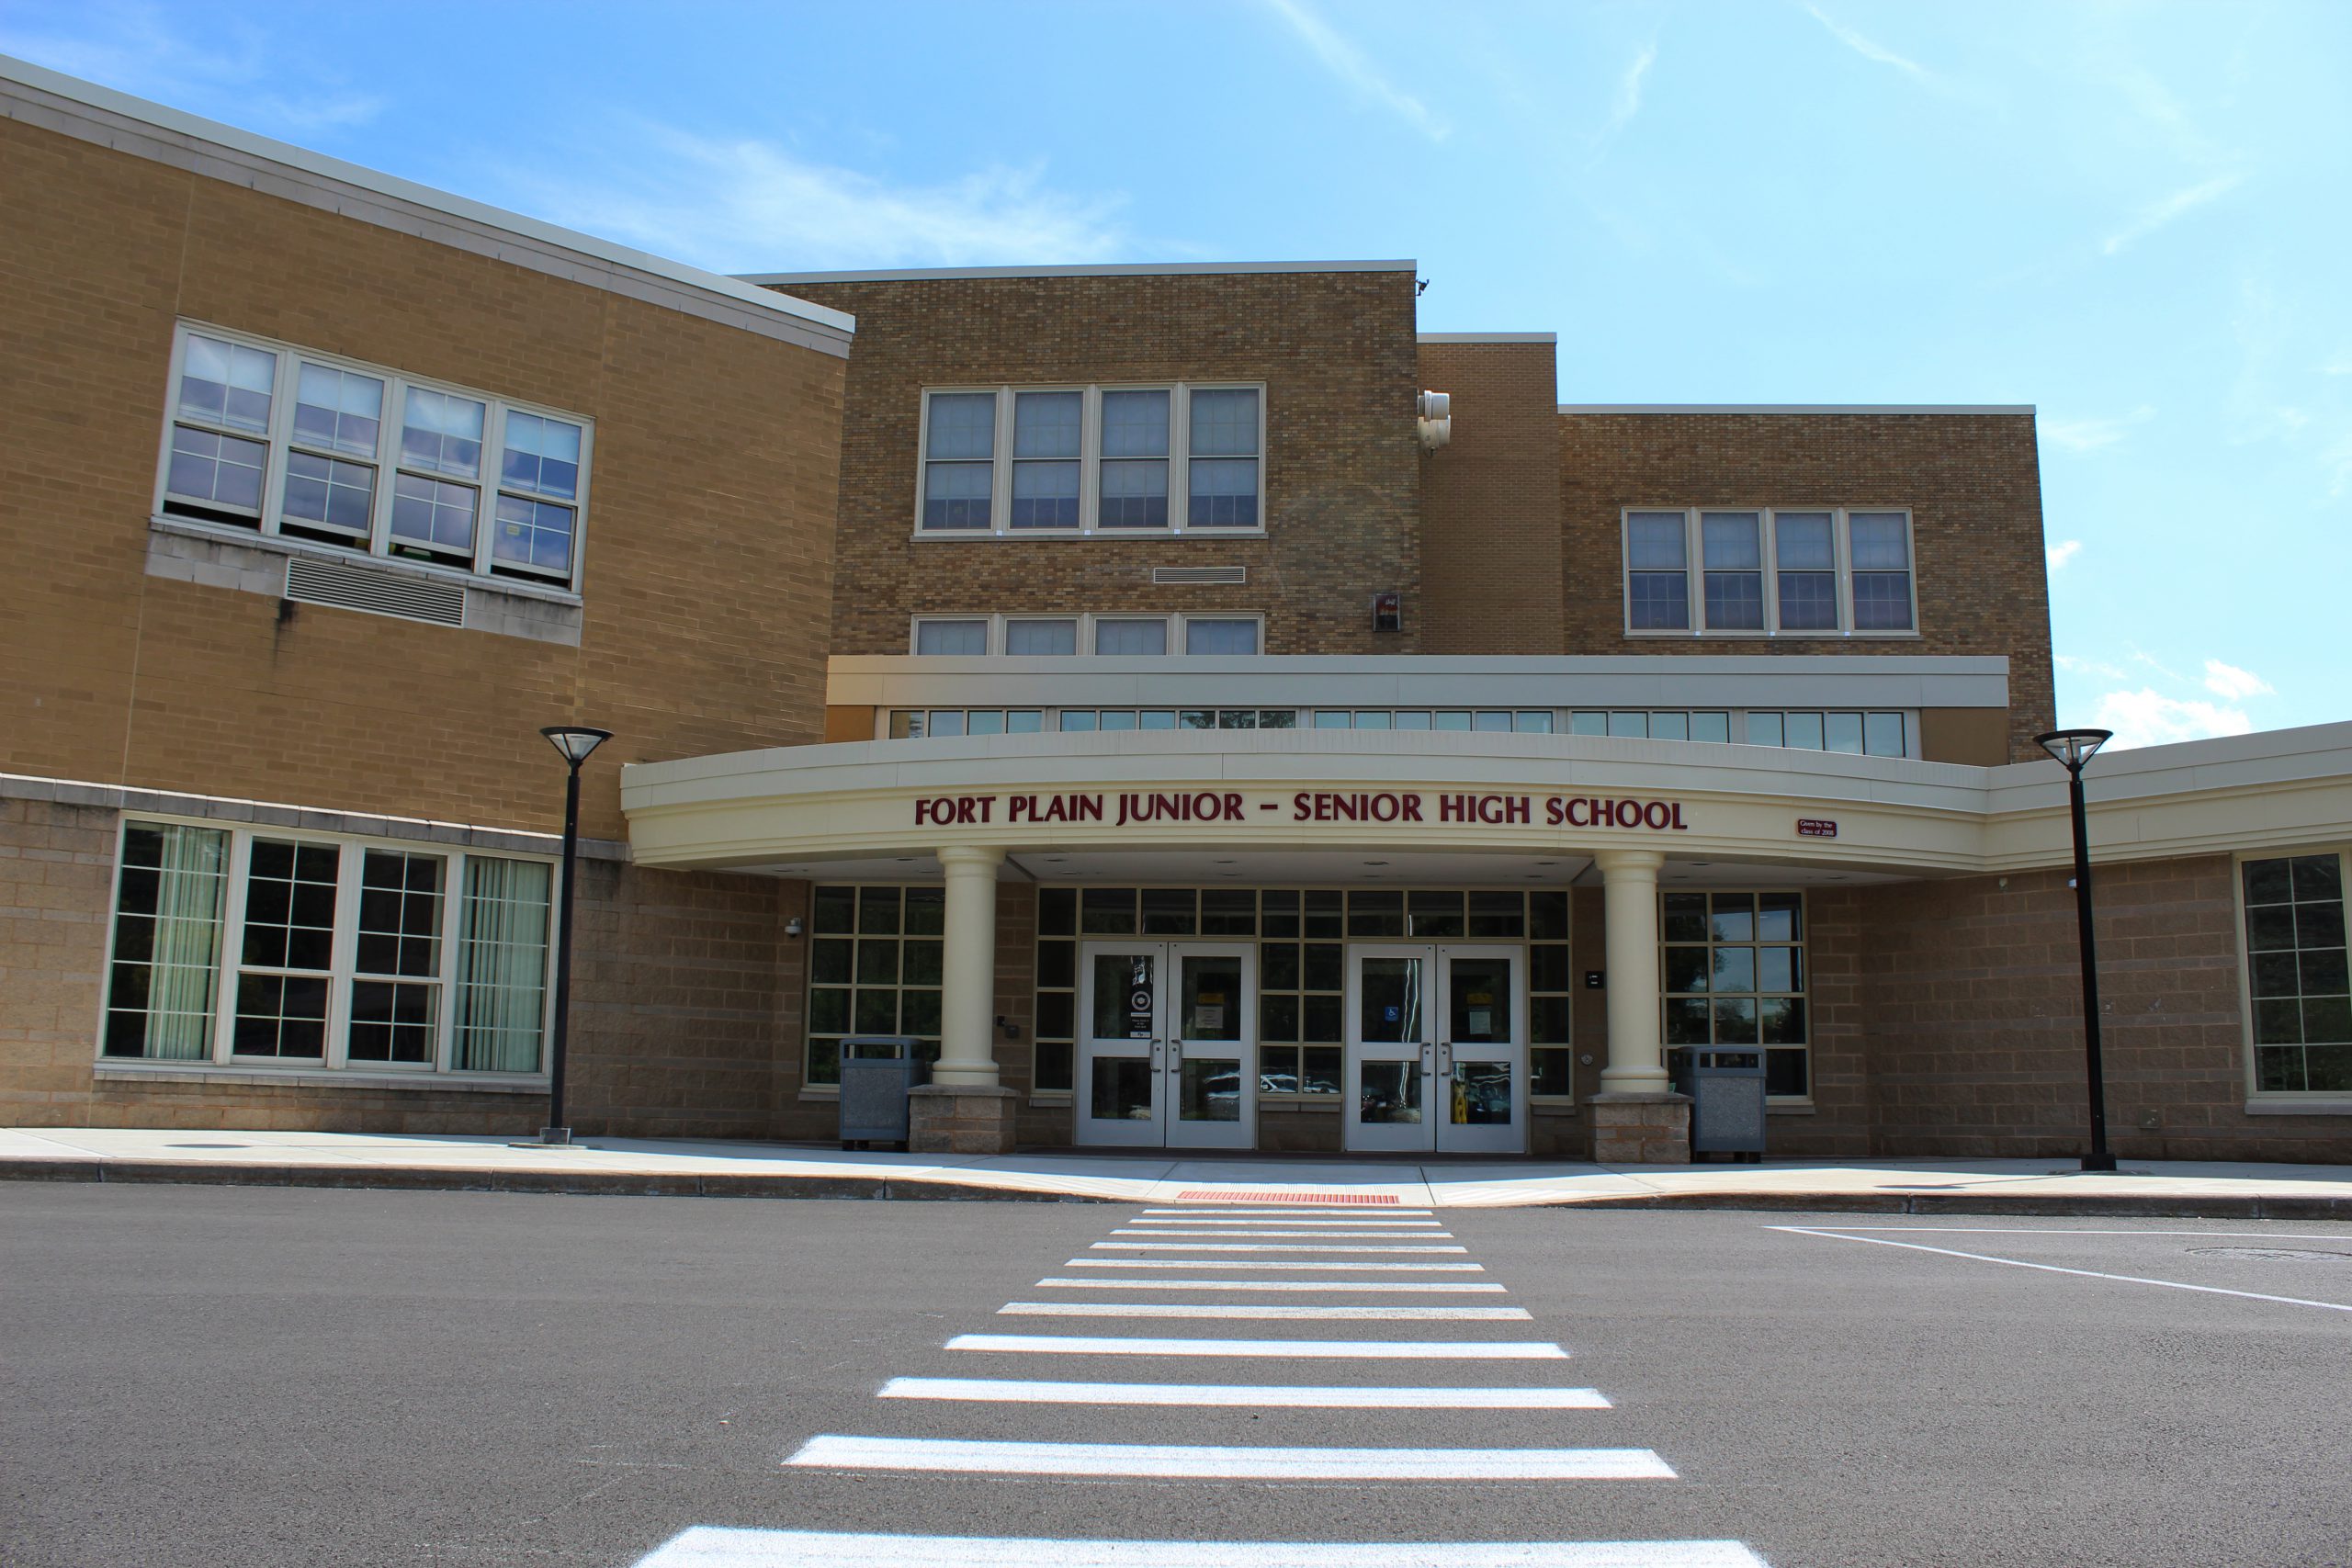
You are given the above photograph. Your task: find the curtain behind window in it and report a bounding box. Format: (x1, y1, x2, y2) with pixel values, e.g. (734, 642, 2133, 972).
(147, 824, 228, 1059)
(454, 857, 551, 1072)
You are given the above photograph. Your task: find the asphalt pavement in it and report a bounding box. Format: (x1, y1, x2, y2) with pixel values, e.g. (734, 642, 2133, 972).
(3, 1185, 2347, 1567)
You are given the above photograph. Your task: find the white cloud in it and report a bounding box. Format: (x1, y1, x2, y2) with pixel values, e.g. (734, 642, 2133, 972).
(2101, 172, 2245, 256)
(2046, 539, 2083, 570)
(2040, 405, 2154, 453)
(1801, 3, 1933, 84)
(0, 3, 382, 135)
(2055, 653, 2128, 680)
(2091, 688, 2254, 750)
(1259, 0, 1450, 141)
(1605, 42, 1657, 140)
(503, 125, 1128, 275)
(2202, 660, 2274, 701)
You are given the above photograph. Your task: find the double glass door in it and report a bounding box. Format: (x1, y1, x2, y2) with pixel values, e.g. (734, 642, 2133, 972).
(1345, 943, 1525, 1155)
(1077, 941, 1256, 1149)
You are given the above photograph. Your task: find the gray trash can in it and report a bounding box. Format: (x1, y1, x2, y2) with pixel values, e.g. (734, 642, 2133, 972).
(839, 1034, 928, 1150)
(1672, 1045, 1767, 1161)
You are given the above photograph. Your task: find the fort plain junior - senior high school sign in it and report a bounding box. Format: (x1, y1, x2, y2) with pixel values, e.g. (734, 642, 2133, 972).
(914, 789, 1695, 830)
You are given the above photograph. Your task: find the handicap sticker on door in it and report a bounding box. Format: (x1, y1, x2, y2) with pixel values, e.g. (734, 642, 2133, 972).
(1384, 1004, 1400, 1022)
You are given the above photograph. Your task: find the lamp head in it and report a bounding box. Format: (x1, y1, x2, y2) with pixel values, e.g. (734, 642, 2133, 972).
(540, 726, 614, 766)
(2035, 728, 2113, 773)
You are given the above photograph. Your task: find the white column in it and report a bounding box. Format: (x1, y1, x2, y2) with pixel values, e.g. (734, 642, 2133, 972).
(1596, 848, 1668, 1093)
(933, 846, 1004, 1087)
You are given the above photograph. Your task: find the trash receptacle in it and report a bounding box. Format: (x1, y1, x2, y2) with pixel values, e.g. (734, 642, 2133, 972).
(1671, 1045, 1767, 1161)
(839, 1034, 927, 1150)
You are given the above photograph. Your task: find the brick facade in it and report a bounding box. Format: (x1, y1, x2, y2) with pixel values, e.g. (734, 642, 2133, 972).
(777, 270, 1425, 657)
(1557, 411, 2056, 761)
(1415, 340, 1566, 655)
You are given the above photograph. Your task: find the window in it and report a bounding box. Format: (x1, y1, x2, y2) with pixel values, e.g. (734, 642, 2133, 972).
(157, 324, 592, 589)
(1662, 891, 1809, 1098)
(913, 618, 989, 655)
(1005, 618, 1078, 656)
(2242, 853, 2349, 1093)
(1094, 618, 1169, 655)
(1623, 509, 1917, 637)
(806, 886, 944, 1087)
(916, 384, 1266, 535)
(909, 613, 1264, 657)
(1184, 617, 1260, 655)
(101, 819, 552, 1076)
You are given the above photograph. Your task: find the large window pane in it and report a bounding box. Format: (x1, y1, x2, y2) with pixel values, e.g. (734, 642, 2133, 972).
(914, 619, 989, 655)
(1628, 513, 1690, 629)
(1702, 512, 1764, 630)
(401, 387, 485, 479)
(1004, 619, 1078, 655)
(1184, 618, 1260, 655)
(1849, 513, 1914, 630)
(1100, 389, 1170, 527)
(103, 823, 229, 1061)
(178, 333, 277, 434)
(1094, 618, 1169, 655)
(292, 363, 384, 457)
(281, 451, 376, 536)
(492, 493, 574, 576)
(502, 412, 582, 500)
(453, 857, 550, 1072)
(1010, 390, 1081, 528)
(1774, 512, 1838, 629)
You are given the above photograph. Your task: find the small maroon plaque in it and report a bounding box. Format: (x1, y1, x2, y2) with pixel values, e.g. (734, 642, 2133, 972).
(1796, 818, 1838, 839)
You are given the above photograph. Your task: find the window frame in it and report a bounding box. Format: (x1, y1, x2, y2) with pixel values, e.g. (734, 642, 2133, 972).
(906, 613, 1267, 657)
(1621, 507, 1918, 641)
(153, 321, 595, 593)
(913, 382, 1268, 538)
(2234, 845, 2352, 1105)
(1658, 889, 1812, 1104)
(97, 814, 558, 1081)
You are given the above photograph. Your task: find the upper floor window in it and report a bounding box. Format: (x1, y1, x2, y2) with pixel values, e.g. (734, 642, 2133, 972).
(158, 323, 593, 591)
(1623, 508, 1915, 637)
(918, 384, 1263, 536)
(909, 613, 1262, 656)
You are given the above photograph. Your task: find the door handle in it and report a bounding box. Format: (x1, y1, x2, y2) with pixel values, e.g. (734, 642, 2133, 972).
(1151, 1040, 1162, 1068)
(1169, 1040, 1184, 1068)
(1419, 1043, 1434, 1071)
(1438, 1043, 1453, 1076)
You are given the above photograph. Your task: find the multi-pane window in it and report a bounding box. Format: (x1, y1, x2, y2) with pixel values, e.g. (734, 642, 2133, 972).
(100, 820, 551, 1076)
(156, 323, 593, 589)
(1662, 892, 1809, 1097)
(917, 384, 1266, 534)
(806, 886, 944, 1086)
(1567, 709, 1912, 757)
(1027, 889, 1567, 1100)
(1095, 618, 1170, 654)
(1005, 618, 1079, 655)
(910, 614, 1262, 656)
(1315, 710, 1553, 733)
(1623, 509, 1917, 636)
(2242, 853, 2349, 1093)
(1184, 617, 1260, 655)
(912, 619, 989, 655)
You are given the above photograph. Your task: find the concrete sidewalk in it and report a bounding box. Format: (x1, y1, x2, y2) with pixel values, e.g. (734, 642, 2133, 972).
(4, 1126, 2350, 1216)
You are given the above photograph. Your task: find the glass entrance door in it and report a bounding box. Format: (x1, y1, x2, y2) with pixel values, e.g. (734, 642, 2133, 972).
(1345, 944, 1433, 1153)
(1345, 942, 1528, 1155)
(1077, 941, 1255, 1149)
(1436, 945, 1525, 1155)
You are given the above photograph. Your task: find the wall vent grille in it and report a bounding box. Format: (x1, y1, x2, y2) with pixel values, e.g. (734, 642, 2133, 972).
(1151, 565, 1247, 585)
(285, 558, 467, 627)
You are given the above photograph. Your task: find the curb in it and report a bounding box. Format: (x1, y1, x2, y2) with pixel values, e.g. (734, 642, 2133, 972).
(4, 1158, 2346, 1217)
(0, 1158, 1110, 1203)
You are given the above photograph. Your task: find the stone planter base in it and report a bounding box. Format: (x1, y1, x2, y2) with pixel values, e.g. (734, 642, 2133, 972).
(1588, 1090, 1693, 1165)
(910, 1083, 1020, 1155)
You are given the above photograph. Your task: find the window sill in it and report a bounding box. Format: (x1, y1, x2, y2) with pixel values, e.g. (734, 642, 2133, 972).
(1766, 1101, 1817, 1115)
(92, 1063, 548, 1094)
(2244, 1097, 2352, 1117)
(151, 515, 583, 605)
(1029, 1093, 1073, 1108)
(910, 527, 1268, 542)
(1622, 629, 1922, 642)
(798, 1086, 842, 1102)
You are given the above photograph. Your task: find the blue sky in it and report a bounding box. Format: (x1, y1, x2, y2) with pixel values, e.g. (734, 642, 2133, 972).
(6, 0, 2347, 748)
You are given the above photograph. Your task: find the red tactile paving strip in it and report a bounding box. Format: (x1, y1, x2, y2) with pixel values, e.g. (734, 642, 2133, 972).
(1173, 1190, 1401, 1204)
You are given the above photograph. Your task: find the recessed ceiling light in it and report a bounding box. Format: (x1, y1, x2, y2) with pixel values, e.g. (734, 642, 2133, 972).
(1535, 860, 1556, 867)
(895, 857, 918, 863)
(1364, 860, 1388, 867)
(1215, 859, 1236, 865)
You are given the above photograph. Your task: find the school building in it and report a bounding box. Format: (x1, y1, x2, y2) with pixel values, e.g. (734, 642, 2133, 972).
(4, 55, 2347, 1164)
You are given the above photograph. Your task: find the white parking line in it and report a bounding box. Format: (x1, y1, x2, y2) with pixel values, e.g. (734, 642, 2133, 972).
(1035, 1278, 1507, 1292)
(945, 1334, 1570, 1359)
(877, 1378, 1611, 1409)
(633, 1527, 1768, 1566)
(786, 1436, 1676, 1480)
(1138, 1211, 1439, 1221)
(1774, 1226, 2352, 1314)
(1065, 1258, 1483, 1271)
(1113, 1229, 1455, 1239)
(999, 1302, 1534, 1321)
(1771, 1226, 2352, 1239)
(1094, 1242, 1468, 1254)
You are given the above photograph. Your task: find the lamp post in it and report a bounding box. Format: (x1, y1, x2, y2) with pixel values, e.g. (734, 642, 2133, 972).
(538, 725, 613, 1145)
(2037, 727, 2117, 1173)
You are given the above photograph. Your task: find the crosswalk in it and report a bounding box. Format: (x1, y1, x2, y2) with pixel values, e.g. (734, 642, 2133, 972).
(632, 1200, 1768, 1567)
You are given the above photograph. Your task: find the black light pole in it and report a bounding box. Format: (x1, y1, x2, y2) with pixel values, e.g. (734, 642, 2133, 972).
(538, 725, 613, 1145)
(2037, 727, 2117, 1173)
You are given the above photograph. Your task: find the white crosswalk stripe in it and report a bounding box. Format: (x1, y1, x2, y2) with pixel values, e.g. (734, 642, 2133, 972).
(1111, 1228, 1455, 1238)
(944, 1334, 1572, 1359)
(1092, 1241, 1469, 1253)
(1062, 1257, 1485, 1270)
(877, 1377, 1612, 1408)
(997, 1301, 1536, 1321)
(1143, 1208, 1438, 1216)
(635, 1528, 1771, 1566)
(787, 1435, 1678, 1480)
(1034, 1277, 1509, 1292)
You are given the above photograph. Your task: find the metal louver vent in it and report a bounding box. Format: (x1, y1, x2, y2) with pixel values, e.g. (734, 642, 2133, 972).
(284, 557, 467, 627)
(1151, 565, 1248, 585)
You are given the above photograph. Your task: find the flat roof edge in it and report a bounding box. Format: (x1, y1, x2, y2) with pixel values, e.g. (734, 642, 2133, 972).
(739, 259, 1419, 284)
(1559, 403, 2037, 416)
(1419, 333, 1557, 344)
(0, 54, 855, 351)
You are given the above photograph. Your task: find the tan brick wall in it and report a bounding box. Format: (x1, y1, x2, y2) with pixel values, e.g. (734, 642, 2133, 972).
(1415, 342, 1565, 654)
(0, 116, 845, 843)
(1855, 858, 2350, 1162)
(779, 271, 1424, 656)
(0, 798, 114, 1125)
(1558, 412, 2054, 760)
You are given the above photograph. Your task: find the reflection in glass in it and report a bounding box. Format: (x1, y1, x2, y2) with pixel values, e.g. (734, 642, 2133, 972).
(1357, 957, 1421, 1043)
(1092, 951, 1156, 1038)
(1358, 1059, 1422, 1123)
(1092, 1056, 1156, 1122)
(1451, 1059, 1511, 1124)
(1179, 1057, 1241, 1121)
(1448, 958, 1512, 1043)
